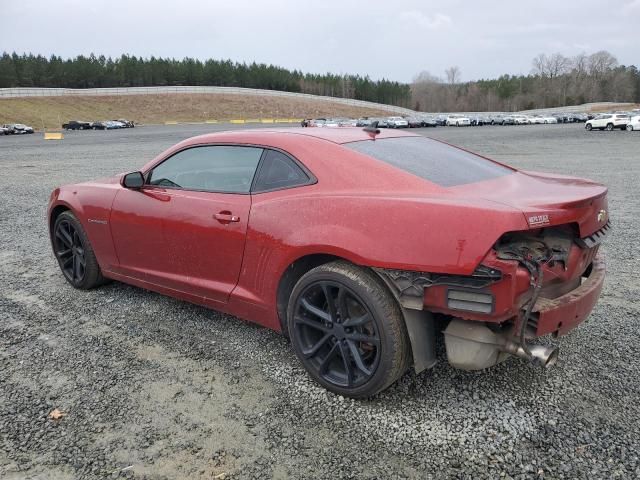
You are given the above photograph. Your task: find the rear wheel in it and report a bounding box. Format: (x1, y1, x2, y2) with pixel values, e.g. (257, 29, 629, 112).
(52, 211, 106, 289)
(287, 261, 410, 398)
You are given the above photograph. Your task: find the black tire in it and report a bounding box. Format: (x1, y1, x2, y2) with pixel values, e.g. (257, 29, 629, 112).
(585, 123, 593, 131)
(52, 211, 106, 289)
(606, 123, 614, 131)
(627, 125, 634, 131)
(287, 261, 410, 398)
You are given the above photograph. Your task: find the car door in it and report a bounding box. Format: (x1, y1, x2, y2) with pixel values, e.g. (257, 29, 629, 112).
(109, 144, 263, 304)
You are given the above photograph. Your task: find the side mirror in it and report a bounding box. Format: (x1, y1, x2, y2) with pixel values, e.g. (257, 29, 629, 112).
(122, 171, 145, 189)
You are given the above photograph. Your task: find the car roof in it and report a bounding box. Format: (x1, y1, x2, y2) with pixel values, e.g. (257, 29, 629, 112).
(183, 127, 421, 146)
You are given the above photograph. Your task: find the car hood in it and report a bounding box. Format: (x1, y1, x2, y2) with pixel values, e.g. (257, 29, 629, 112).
(449, 170, 608, 237)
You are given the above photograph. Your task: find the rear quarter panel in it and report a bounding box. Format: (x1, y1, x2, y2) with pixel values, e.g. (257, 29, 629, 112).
(233, 189, 529, 330)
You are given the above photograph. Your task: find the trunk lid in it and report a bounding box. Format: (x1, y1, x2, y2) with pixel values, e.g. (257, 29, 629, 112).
(449, 170, 609, 237)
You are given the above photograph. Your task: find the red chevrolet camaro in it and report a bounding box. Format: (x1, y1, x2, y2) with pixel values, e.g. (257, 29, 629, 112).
(48, 127, 609, 397)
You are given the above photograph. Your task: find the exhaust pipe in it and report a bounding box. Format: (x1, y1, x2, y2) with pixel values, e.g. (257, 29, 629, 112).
(444, 319, 559, 370)
(503, 341, 559, 368)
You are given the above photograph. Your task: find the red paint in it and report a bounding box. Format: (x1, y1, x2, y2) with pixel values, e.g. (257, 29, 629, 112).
(48, 128, 608, 336)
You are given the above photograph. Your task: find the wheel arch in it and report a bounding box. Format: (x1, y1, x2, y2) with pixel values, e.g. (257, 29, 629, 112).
(49, 203, 72, 240)
(276, 253, 348, 335)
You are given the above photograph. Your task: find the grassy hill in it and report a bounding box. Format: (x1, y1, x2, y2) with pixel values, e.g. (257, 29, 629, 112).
(0, 93, 398, 129)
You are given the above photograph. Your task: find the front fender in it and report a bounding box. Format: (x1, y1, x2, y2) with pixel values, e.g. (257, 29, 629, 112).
(48, 183, 121, 271)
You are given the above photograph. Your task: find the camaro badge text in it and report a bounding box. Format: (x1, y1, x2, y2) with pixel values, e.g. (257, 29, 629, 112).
(528, 214, 550, 227)
(88, 219, 108, 225)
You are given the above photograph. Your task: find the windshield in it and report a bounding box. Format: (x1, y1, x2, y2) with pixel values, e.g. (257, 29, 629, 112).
(344, 136, 514, 187)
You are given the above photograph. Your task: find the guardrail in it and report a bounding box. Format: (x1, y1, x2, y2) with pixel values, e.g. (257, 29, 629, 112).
(0, 86, 416, 115)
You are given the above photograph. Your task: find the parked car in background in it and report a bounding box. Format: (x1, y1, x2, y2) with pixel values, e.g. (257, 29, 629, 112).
(373, 118, 389, 128)
(539, 115, 558, 124)
(489, 114, 505, 125)
(574, 113, 588, 123)
(0, 126, 8, 135)
(115, 119, 134, 128)
(2, 123, 34, 134)
(356, 118, 372, 127)
(502, 116, 516, 125)
(469, 115, 488, 126)
(446, 115, 471, 127)
(387, 116, 409, 128)
(91, 121, 107, 130)
(585, 114, 629, 131)
(63, 121, 92, 130)
(553, 113, 569, 123)
(338, 119, 357, 127)
(511, 115, 529, 125)
(406, 117, 424, 128)
(309, 119, 326, 127)
(420, 116, 438, 128)
(625, 115, 640, 131)
(434, 115, 448, 126)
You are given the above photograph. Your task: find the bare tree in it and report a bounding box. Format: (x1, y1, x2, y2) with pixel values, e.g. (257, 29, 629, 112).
(413, 70, 441, 84)
(445, 66, 461, 84)
(532, 53, 570, 78)
(547, 53, 571, 78)
(588, 51, 618, 77)
(532, 54, 548, 76)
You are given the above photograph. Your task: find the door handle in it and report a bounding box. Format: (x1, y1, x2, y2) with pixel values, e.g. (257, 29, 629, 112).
(214, 211, 240, 223)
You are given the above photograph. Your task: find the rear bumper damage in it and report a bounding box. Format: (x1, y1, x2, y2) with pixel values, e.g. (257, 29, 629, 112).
(443, 252, 605, 370)
(533, 253, 605, 336)
(377, 247, 606, 373)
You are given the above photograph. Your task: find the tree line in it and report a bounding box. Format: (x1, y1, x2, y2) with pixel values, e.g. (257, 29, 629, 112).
(1, 51, 637, 112)
(0, 52, 411, 108)
(411, 51, 640, 112)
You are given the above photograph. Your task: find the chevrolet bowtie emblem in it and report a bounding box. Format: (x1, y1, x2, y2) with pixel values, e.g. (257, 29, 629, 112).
(597, 209, 607, 223)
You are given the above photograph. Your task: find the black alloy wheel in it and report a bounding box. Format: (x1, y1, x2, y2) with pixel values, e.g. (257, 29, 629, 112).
(293, 280, 381, 389)
(54, 218, 87, 284)
(52, 211, 106, 289)
(287, 261, 410, 398)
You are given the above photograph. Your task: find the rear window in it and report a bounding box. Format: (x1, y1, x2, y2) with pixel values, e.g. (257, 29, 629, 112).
(344, 136, 513, 187)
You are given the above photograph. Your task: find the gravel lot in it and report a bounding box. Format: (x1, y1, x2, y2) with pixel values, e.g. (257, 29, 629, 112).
(1, 124, 638, 479)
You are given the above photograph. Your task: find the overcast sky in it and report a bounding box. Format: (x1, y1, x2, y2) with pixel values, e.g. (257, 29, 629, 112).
(1, 0, 638, 83)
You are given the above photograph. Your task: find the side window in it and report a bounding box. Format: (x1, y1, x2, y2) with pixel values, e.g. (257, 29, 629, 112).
(148, 146, 263, 193)
(252, 149, 310, 192)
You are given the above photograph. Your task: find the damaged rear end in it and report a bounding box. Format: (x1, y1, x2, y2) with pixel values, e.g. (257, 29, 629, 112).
(378, 171, 610, 372)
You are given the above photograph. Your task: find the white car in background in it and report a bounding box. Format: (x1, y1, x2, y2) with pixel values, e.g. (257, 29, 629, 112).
(511, 115, 529, 125)
(387, 116, 409, 128)
(446, 115, 471, 126)
(626, 115, 640, 131)
(585, 113, 629, 131)
(540, 115, 558, 124)
(528, 116, 545, 124)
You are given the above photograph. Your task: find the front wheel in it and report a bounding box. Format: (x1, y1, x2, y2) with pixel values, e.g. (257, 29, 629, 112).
(287, 261, 410, 398)
(606, 123, 614, 131)
(627, 125, 634, 131)
(585, 123, 593, 131)
(52, 211, 106, 289)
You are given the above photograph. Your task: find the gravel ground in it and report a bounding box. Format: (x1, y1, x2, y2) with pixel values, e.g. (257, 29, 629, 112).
(1, 124, 638, 479)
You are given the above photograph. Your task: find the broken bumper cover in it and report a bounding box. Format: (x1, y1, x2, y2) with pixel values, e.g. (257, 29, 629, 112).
(533, 252, 605, 336)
